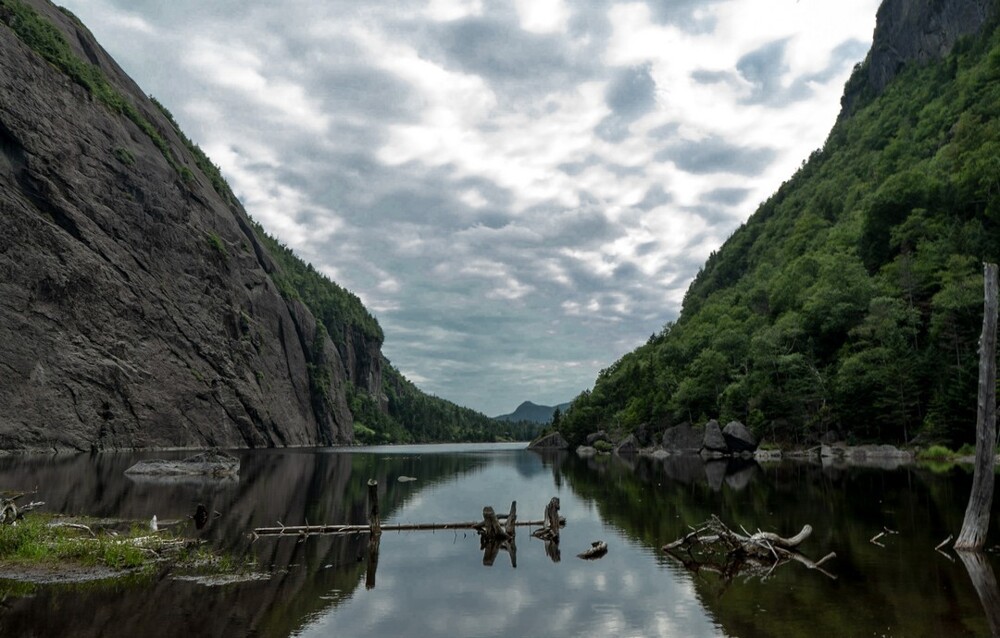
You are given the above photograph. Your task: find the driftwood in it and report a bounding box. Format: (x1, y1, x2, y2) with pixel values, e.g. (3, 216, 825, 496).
(0, 494, 45, 525)
(577, 541, 608, 560)
(662, 516, 836, 583)
(532, 497, 562, 541)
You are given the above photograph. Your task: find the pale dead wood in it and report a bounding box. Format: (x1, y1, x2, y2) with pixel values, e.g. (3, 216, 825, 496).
(956, 263, 998, 551)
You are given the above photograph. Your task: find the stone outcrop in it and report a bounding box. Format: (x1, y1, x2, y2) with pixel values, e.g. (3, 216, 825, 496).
(842, 0, 997, 115)
(0, 0, 383, 450)
(702, 420, 728, 454)
(615, 434, 639, 455)
(662, 423, 703, 453)
(124, 449, 239, 478)
(722, 421, 757, 453)
(586, 431, 610, 446)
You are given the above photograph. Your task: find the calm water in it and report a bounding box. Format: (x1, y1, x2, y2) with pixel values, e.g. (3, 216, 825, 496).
(0, 444, 998, 637)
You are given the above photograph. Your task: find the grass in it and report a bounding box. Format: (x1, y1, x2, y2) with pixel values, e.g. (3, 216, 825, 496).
(0, 515, 170, 571)
(205, 232, 228, 259)
(593, 440, 613, 454)
(0, 513, 257, 584)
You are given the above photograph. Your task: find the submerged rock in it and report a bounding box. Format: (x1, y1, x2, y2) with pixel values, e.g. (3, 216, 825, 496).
(125, 450, 240, 478)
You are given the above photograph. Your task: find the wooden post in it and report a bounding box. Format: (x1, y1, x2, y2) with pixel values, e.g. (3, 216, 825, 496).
(956, 263, 998, 551)
(544, 497, 560, 541)
(367, 479, 381, 537)
(480, 506, 505, 541)
(504, 501, 517, 538)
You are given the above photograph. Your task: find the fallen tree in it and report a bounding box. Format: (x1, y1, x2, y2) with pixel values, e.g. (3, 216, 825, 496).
(662, 515, 837, 582)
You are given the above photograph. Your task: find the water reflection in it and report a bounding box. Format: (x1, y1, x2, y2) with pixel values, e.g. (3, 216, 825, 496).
(0, 445, 997, 637)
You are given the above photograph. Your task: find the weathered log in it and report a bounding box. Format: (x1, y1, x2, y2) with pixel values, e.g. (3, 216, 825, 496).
(956, 263, 998, 551)
(0, 495, 44, 525)
(661, 516, 835, 581)
(480, 506, 506, 541)
(504, 501, 517, 538)
(532, 497, 562, 541)
(577, 541, 608, 560)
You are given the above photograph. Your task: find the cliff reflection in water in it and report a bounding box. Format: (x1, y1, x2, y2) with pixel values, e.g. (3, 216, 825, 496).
(0, 447, 491, 638)
(0, 445, 998, 638)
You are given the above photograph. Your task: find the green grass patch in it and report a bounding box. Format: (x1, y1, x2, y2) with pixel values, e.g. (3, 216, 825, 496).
(1, 516, 166, 571)
(593, 440, 613, 454)
(205, 232, 228, 259)
(113, 146, 134, 166)
(917, 444, 955, 461)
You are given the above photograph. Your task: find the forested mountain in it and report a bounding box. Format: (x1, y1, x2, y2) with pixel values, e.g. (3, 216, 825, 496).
(562, 0, 1000, 448)
(0, 0, 515, 449)
(495, 401, 572, 424)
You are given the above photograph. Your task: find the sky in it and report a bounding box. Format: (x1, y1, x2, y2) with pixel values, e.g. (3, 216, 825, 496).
(59, 0, 882, 417)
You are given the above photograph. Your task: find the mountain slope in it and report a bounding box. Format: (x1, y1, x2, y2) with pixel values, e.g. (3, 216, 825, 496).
(495, 401, 572, 423)
(0, 0, 506, 450)
(562, 0, 1000, 447)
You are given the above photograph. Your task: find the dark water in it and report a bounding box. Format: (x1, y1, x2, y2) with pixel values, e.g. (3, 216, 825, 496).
(1, 444, 998, 637)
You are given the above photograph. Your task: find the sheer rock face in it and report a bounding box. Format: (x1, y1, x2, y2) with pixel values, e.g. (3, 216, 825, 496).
(843, 0, 997, 113)
(0, 0, 365, 451)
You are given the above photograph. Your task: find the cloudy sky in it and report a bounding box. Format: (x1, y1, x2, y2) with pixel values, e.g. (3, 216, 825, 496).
(61, 0, 882, 416)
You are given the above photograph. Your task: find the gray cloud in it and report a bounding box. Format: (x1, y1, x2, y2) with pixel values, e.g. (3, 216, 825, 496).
(702, 187, 751, 206)
(635, 184, 673, 210)
(646, 0, 726, 32)
(656, 137, 777, 176)
(59, 0, 878, 415)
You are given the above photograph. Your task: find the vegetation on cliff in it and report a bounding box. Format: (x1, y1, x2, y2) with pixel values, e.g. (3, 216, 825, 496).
(562, 15, 1000, 448)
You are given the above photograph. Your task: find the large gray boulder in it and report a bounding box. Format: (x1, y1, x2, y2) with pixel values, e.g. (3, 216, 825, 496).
(722, 421, 757, 453)
(702, 420, 728, 453)
(125, 449, 239, 478)
(662, 423, 703, 453)
(586, 431, 609, 446)
(615, 434, 639, 455)
(528, 431, 569, 450)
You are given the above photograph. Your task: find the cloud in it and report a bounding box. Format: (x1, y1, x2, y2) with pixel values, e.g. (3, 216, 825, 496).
(655, 136, 777, 176)
(58, 0, 882, 415)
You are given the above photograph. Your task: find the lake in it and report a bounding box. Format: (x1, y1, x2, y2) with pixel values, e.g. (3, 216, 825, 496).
(1, 443, 998, 637)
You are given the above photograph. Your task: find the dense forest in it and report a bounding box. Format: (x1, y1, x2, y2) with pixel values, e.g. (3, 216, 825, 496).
(562, 16, 1000, 448)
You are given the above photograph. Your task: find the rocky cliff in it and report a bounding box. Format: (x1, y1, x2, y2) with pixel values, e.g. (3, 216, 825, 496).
(0, 0, 379, 451)
(842, 0, 997, 114)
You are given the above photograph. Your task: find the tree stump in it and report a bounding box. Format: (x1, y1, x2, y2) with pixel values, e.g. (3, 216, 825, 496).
(504, 501, 517, 538)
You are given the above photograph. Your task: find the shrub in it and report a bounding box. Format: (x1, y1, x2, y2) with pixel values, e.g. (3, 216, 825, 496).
(917, 444, 955, 460)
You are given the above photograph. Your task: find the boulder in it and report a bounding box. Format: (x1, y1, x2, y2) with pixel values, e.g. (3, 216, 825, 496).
(819, 430, 840, 445)
(702, 420, 728, 453)
(662, 423, 703, 453)
(528, 431, 569, 450)
(576, 445, 597, 458)
(615, 434, 639, 455)
(633, 422, 656, 447)
(586, 431, 610, 446)
(722, 421, 758, 453)
(125, 450, 239, 478)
